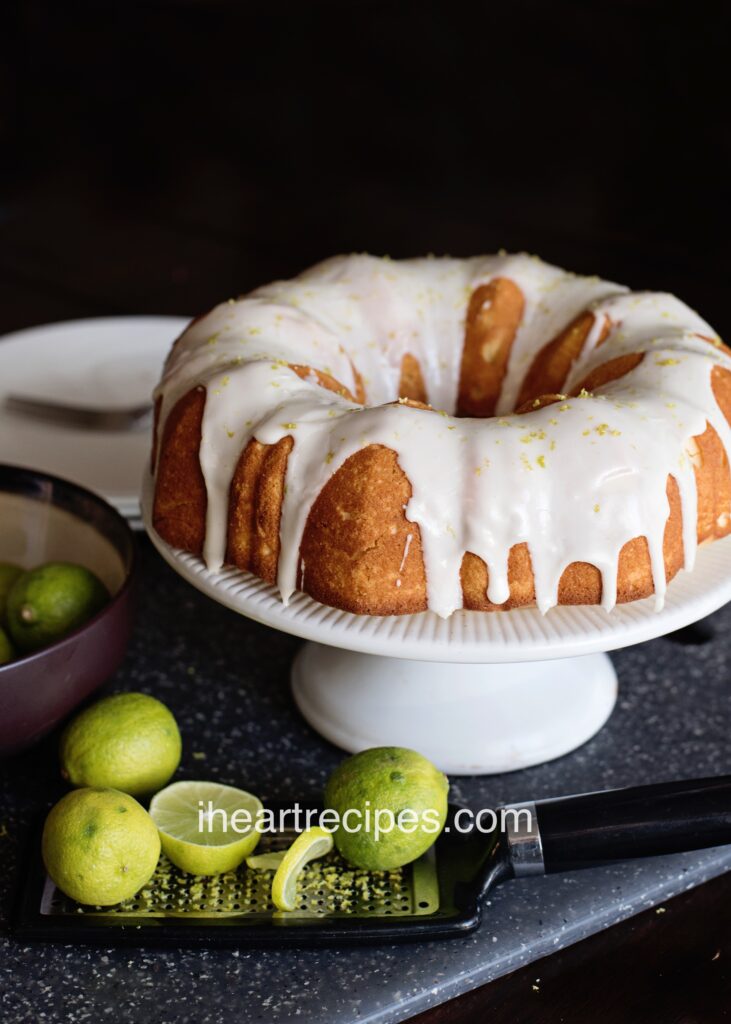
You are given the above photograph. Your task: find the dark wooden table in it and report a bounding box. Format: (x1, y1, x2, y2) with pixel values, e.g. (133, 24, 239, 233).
(1, 3, 730, 1019)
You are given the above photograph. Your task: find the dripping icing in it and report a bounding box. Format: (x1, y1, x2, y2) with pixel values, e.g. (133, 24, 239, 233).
(399, 533, 414, 574)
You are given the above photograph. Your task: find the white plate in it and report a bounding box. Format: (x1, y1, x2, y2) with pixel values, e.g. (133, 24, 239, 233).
(0, 316, 188, 517)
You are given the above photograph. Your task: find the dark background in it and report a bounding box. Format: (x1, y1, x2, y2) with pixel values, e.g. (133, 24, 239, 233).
(1, 0, 729, 334)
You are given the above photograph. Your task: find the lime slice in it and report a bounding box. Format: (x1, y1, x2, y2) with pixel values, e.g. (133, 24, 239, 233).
(246, 852, 286, 871)
(149, 781, 262, 875)
(271, 826, 334, 911)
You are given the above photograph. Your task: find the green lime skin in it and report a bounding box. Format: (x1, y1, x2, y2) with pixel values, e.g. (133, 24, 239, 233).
(42, 787, 161, 906)
(6, 562, 108, 653)
(0, 625, 14, 665)
(0, 562, 23, 625)
(60, 692, 182, 798)
(324, 747, 449, 871)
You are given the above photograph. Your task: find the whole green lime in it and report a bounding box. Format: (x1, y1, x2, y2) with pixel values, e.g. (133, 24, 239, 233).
(0, 625, 14, 665)
(324, 747, 449, 871)
(60, 693, 182, 798)
(0, 562, 23, 624)
(42, 787, 161, 906)
(6, 562, 108, 652)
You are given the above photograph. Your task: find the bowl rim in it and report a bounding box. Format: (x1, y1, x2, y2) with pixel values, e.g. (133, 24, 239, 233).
(0, 463, 137, 673)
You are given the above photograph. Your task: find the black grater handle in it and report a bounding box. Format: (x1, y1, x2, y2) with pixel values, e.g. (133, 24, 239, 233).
(532, 775, 731, 873)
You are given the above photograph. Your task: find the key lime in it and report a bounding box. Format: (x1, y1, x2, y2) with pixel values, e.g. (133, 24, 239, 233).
(149, 780, 263, 875)
(324, 747, 449, 870)
(0, 626, 14, 665)
(246, 851, 286, 871)
(0, 562, 23, 624)
(42, 787, 161, 906)
(271, 826, 333, 911)
(7, 562, 108, 652)
(60, 692, 182, 798)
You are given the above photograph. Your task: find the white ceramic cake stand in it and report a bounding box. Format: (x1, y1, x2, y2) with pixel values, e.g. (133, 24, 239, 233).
(143, 483, 731, 773)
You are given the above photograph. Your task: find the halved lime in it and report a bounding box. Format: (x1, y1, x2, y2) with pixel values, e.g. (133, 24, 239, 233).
(246, 851, 285, 871)
(271, 826, 334, 911)
(149, 781, 262, 875)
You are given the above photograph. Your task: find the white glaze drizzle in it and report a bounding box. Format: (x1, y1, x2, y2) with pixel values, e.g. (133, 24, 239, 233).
(153, 253, 731, 617)
(399, 533, 414, 575)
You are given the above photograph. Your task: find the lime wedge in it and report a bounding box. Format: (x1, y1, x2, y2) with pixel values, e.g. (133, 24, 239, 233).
(271, 826, 334, 911)
(246, 852, 286, 871)
(149, 780, 262, 875)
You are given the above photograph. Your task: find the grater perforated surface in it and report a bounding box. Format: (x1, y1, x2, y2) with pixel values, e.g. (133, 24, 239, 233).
(41, 836, 440, 921)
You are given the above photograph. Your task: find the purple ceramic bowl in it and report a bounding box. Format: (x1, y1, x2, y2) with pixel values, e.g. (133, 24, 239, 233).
(0, 465, 137, 756)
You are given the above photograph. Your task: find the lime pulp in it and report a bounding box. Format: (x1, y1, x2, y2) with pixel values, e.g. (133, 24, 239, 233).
(271, 826, 334, 911)
(149, 780, 263, 875)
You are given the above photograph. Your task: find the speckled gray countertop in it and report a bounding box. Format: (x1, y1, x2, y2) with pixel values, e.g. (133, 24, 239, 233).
(2, 541, 730, 1024)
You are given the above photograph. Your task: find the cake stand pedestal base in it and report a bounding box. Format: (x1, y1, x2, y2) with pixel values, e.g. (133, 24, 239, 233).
(291, 642, 618, 775)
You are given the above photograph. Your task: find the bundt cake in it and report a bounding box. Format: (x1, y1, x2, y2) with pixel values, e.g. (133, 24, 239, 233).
(149, 253, 731, 618)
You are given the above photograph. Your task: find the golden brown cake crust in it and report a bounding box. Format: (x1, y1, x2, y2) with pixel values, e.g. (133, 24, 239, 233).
(398, 353, 428, 404)
(457, 278, 524, 417)
(517, 312, 611, 409)
(152, 386, 207, 555)
(299, 445, 428, 615)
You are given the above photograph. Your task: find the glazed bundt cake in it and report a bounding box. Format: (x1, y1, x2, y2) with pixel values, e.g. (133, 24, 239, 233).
(149, 253, 731, 618)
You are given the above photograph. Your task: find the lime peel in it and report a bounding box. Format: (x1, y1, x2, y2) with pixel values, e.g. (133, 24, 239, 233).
(0, 626, 14, 665)
(271, 826, 334, 911)
(42, 788, 161, 906)
(246, 852, 286, 871)
(324, 746, 448, 871)
(60, 693, 181, 798)
(6, 562, 108, 652)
